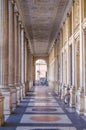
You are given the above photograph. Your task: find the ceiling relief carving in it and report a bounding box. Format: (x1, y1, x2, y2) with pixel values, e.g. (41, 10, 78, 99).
(17, 0, 71, 56)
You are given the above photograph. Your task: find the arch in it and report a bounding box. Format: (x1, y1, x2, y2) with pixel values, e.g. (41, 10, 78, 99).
(35, 59, 47, 83)
(36, 59, 47, 64)
(33, 56, 49, 86)
(33, 56, 49, 80)
(33, 56, 49, 65)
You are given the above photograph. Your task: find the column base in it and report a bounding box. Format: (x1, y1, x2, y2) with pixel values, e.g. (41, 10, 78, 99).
(84, 96, 86, 116)
(0, 88, 12, 115)
(70, 86, 75, 107)
(76, 87, 84, 115)
(29, 81, 33, 90)
(0, 95, 4, 126)
(22, 84, 25, 98)
(61, 84, 66, 99)
(54, 81, 59, 94)
(54, 81, 58, 91)
(16, 86, 21, 104)
(48, 81, 54, 89)
(25, 81, 29, 93)
(10, 87, 17, 110)
(20, 86, 23, 100)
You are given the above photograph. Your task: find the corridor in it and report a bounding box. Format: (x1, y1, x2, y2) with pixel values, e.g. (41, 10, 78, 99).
(0, 86, 86, 130)
(0, 0, 86, 128)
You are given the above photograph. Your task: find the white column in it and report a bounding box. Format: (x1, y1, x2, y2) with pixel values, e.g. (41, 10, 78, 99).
(14, 5, 21, 104)
(18, 17, 22, 87)
(8, 0, 17, 109)
(83, 29, 86, 115)
(76, 0, 84, 114)
(18, 17, 23, 100)
(21, 27, 25, 84)
(21, 26, 25, 97)
(14, 6, 19, 86)
(80, 0, 83, 89)
(0, 0, 12, 115)
(70, 2, 76, 107)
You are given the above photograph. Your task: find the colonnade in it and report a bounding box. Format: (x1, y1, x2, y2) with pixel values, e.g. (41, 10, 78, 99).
(0, 0, 33, 125)
(48, 0, 86, 115)
(0, 0, 86, 126)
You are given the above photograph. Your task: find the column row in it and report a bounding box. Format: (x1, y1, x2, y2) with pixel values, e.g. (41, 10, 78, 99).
(48, 0, 86, 115)
(0, 0, 31, 125)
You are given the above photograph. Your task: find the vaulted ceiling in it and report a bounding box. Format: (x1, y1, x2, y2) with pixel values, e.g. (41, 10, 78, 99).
(16, 0, 72, 56)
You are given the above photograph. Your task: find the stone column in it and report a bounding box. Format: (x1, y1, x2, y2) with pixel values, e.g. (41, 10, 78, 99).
(47, 61, 49, 85)
(76, 0, 84, 114)
(66, 14, 70, 85)
(70, 2, 76, 107)
(26, 47, 30, 91)
(0, 96, 4, 126)
(29, 53, 34, 89)
(29, 54, 33, 89)
(18, 17, 23, 100)
(25, 38, 28, 92)
(0, 0, 12, 115)
(28, 49, 32, 90)
(18, 17, 21, 87)
(8, 0, 17, 110)
(54, 56, 58, 90)
(14, 5, 21, 103)
(33, 57, 35, 86)
(67, 46, 69, 85)
(83, 29, 86, 116)
(21, 26, 25, 97)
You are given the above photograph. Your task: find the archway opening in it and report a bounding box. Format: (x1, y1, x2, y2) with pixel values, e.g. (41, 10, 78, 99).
(35, 59, 47, 85)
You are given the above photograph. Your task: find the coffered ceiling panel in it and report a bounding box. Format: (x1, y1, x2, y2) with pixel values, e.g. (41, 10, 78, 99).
(16, 0, 71, 56)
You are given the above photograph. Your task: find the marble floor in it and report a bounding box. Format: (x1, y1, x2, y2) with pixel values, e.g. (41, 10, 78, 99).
(0, 86, 86, 130)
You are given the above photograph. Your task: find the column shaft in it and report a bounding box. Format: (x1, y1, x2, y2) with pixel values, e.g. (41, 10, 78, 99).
(8, 0, 15, 85)
(21, 27, 25, 84)
(14, 8, 19, 85)
(8, 0, 17, 109)
(21, 27, 25, 97)
(18, 19, 21, 85)
(0, 0, 8, 86)
(25, 39, 29, 92)
(14, 5, 22, 103)
(0, 0, 13, 115)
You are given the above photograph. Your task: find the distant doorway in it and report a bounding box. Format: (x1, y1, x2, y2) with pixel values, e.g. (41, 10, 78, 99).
(35, 59, 47, 86)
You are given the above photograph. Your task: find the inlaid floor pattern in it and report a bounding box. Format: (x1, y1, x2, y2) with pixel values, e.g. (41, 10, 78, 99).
(0, 86, 86, 130)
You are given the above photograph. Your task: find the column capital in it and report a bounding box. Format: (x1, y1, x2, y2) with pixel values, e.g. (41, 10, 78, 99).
(21, 24, 24, 29)
(18, 15, 22, 25)
(8, 0, 15, 4)
(12, 0, 15, 4)
(14, 4, 19, 16)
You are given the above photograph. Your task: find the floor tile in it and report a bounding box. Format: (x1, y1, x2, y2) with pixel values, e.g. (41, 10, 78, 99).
(0, 86, 86, 130)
